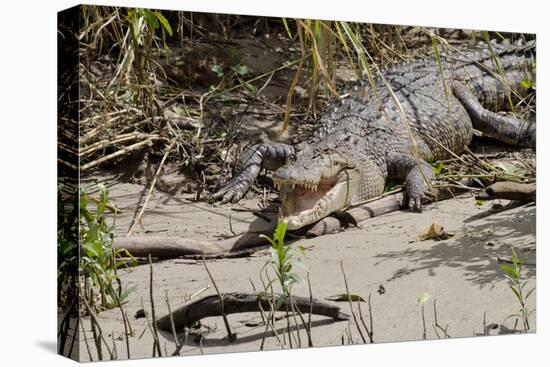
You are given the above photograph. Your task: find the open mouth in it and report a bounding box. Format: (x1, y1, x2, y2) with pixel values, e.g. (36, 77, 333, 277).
(274, 176, 339, 221)
(271, 167, 361, 230)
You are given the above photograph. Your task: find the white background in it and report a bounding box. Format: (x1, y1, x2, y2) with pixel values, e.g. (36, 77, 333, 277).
(0, 0, 547, 366)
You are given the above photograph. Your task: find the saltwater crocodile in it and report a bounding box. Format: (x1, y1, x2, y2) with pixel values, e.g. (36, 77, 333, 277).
(211, 40, 536, 230)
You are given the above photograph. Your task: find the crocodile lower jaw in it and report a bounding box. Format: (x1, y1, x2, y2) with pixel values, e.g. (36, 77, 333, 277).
(280, 210, 320, 230)
(277, 169, 360, 230)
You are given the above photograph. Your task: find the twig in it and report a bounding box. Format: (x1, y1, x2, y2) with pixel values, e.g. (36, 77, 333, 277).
(80, 133, 163, 158)
(287, 290, 301, 348)
(259, 302, 280, 350)
(126, 137, 178, 236)
(280, 24, 306, 135)
(431, 183, 479, 191)
(249, 278, 256, 292)
(421, 303, 427, 340)
(140, 297, 161, 357)
(433, 299, 451, 338)
(81, 296, 114, 360)
(188, 285, 211, 301)
(111, 334, 118, 360)
(57, 294, 77, 353)
(147, 255, 162, 356)
(81, 139, 153, 171)
(79, 315, 94, 361)
(116, 300, 131, 359)
(368, 294, 374, 341)
(202, 256, 236, 342)
(340, 260, 367, 343)
(228, 213, 236, 236)
(259, 268, 284, 349)
(164, 291, 181, 355)
(497, 257, 536, 266)
(307, 273, 314, 346)
(357, 294, 374, 343)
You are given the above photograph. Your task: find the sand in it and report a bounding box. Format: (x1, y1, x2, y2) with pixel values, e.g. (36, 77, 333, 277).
(76, 175, 536, 360)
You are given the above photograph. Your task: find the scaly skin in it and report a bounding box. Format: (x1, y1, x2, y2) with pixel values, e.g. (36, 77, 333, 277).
(211, 40, 536, 229)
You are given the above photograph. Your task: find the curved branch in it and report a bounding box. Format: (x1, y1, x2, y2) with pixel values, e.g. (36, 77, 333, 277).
(156, 292, 349, 333)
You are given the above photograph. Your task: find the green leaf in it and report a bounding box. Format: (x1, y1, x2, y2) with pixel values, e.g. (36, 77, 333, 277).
(232, 64, 250, 76)
(500, 264, 518, 279)
(141, 9, 159, 29)
(511, 249, 519, 270)
(227, 47, 240, 58)
(475, 199, 486, 206)
(520, 79, 534, 90)
(431, 162, 445, 175)
(287, 272, 306, 287)
(80, 194, 88, 210)
(417, 292, 431, 305)
(240, 79, 257, 93)
(274, 295, 286, 311)
(82, 244, 99, 258)
(523, 286, 536, 300)
(326, 294, 366, 302)
(260, 234, 276, 247)
(509, 286, 522, 303)
(275, 222, 287, 244)
(210, 64, 224, 78)
(281, 18, 293, 39)
(154, 11, 173, 36)
(119, 285, 138, 304)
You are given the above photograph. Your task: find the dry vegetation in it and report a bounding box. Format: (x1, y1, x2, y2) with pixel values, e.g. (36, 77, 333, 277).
(70, 6, 534, 191)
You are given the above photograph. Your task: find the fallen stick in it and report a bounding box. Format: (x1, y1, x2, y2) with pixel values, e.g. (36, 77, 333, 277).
(305, 191, 407, 237)
(126, 137, 178, 237)
(114, 232, 272, 258)
(156, 292, 350, 333)
(305, 187, 461, 237)
(475, 182, 536, 202)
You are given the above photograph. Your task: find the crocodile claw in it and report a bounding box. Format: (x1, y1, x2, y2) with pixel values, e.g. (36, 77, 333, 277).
(408, 192, 427, 212)
(209, 177, 250, 204)
(408, 196, 423, 212)
(407, 186, 436, 212)
(210, 187, 244, 204)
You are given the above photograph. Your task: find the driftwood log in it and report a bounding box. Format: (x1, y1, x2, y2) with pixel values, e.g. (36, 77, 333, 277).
(475, 182, 536, 202)
(114, 232, 270, 258)
(156, 292, 350, 333)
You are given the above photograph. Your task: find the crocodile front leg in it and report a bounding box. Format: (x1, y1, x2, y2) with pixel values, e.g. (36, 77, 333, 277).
(386, 152, 436, 211)
(453, 83, 536, 148)
(210, 142, 294, 204)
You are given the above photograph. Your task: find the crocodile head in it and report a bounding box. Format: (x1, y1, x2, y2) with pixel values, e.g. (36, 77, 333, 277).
(272, 140, 361, 230)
